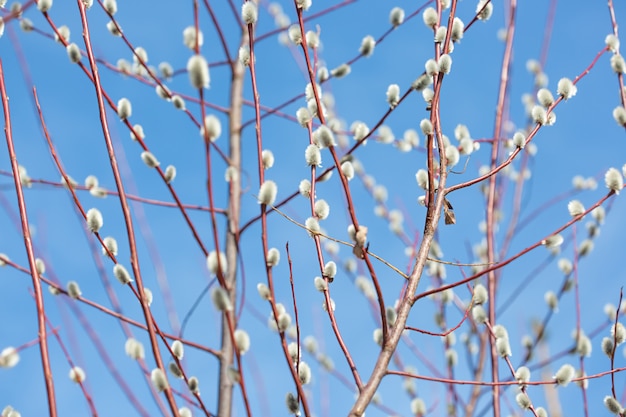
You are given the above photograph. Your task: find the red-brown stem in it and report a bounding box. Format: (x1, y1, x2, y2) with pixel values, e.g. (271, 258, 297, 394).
(607, 0, 626, 109)
(485, 2, 516, 416)
(414, 193, 613, 303)
(446, 45, 608, 196)
(39, 305, 97, 415)
(242, 4, 312, 416)
(0, 59, 58, 417)
(74, 1, 179, 414)
(571, 226, 590, 417)
(40, 10, 213, 258)
(293, 3, 371, 385)
(32, 87, 169, 415)
(285, 243, 313, 414)
(610, 290, 623, 399)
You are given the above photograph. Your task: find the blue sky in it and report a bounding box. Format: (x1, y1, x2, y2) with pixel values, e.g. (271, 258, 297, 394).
(0, 0, 625, 416)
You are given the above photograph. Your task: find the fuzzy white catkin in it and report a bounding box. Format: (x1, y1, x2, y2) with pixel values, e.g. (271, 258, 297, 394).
(167, 361, 181, 378)
(412, 73, 431, 91)
(531, 105, 547, 125)
(544, 290, 558, 311)
(305, 144, 322, 166)
(606, 34, 620, 52)
(313, 276, 327, 291)
(352, 121, 370, 142)
(473, 283, 488, 305)
(106, 21, 121, 36)
(159, 62, 173, 79)
(179, 407, 192, 417)
(288, 25, 302, 45)
(612, 322, 626, 344)
(305, 217, 320, 236)
(557, 77, 577, 99)
(537, 88, 554, 107)
(241, 1, 258, 24)
(67, 281, 81, 299)
(234, 329, 250, 354)
(207, 251, 227, 274)
(164, 165, 176, 183)
(258, 180, 278, 205)
(306, 31, 319, 48)
(605, 167, 623, 194)
(211, 287, 232, 311)
(515, 393, 531, 410)
(434, 25, 447, 43)
(298, 361, 311, 384)
(613, 106, 626, 126)
(141, 151, 159, 168)
(331, 63, 351, 79)
(86, 208, 103, 232)
(425, 59, 439, 76)
(257, 282, 271, 300)
(69, 366, 86, 383)
(295, 0, 311, 11)
(262, 149, 274, 169)
(611, 55, 625, 74)
(66, 43, 81, 63)
(296, 107, 311, 127)
(20, 18, 34, 32)
(567, 200, 585, 217)
(323, 261, 337, 278)
(37, 0, 52, 12)
(299, 179, 311, 197)
(604, 396, 624, 415)
(117, 98, 132, 120)
(438, 54, 452, 74)
(172, 95, 185, 110)
(386, 84, 400, 108)
(266, 248, 280, 267)
(183, 26, 203, 50)
(169, 340, 184, 360)
(201, 115, 222, 141)
(55, 25, 70, 43)
(496, 337, 511, 357)
(151, 368, 168, 392)
(359, 35, 376, 57)
(410, 398, 426, 415)
(445, 145, 460, 167)
(420, 119, 433, 136)
(314, 199, 330, 219)
(451, 17, 464, 42)
(543, 233, 563, 248)
(416, 169, 429, 190)
(341, 161, 354, 180)
(130, 124, 144, 141)
(187, 376, 199, 393)
(113, 264, 132, 284)
(156, 85, 170, 100)
(554, 364, 575, 386)
(103, 0, 116, 14)
(314, 125, 336, 148)
(389, 7, 405, 27)
(515, 366, 531, 385)
(476, 0, 493, 20)
(35, 258, 46, 275)
(423, 7, 438, 28)
(513, 132, 525, 148)
(238, 45, 251, 66)
(187, 54, 210, 89)
(286, 392, 299, 414)
(124, 338, 144, 360)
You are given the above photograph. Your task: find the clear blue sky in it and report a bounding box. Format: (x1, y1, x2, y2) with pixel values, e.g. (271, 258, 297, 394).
(0, 0, 625, 416)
